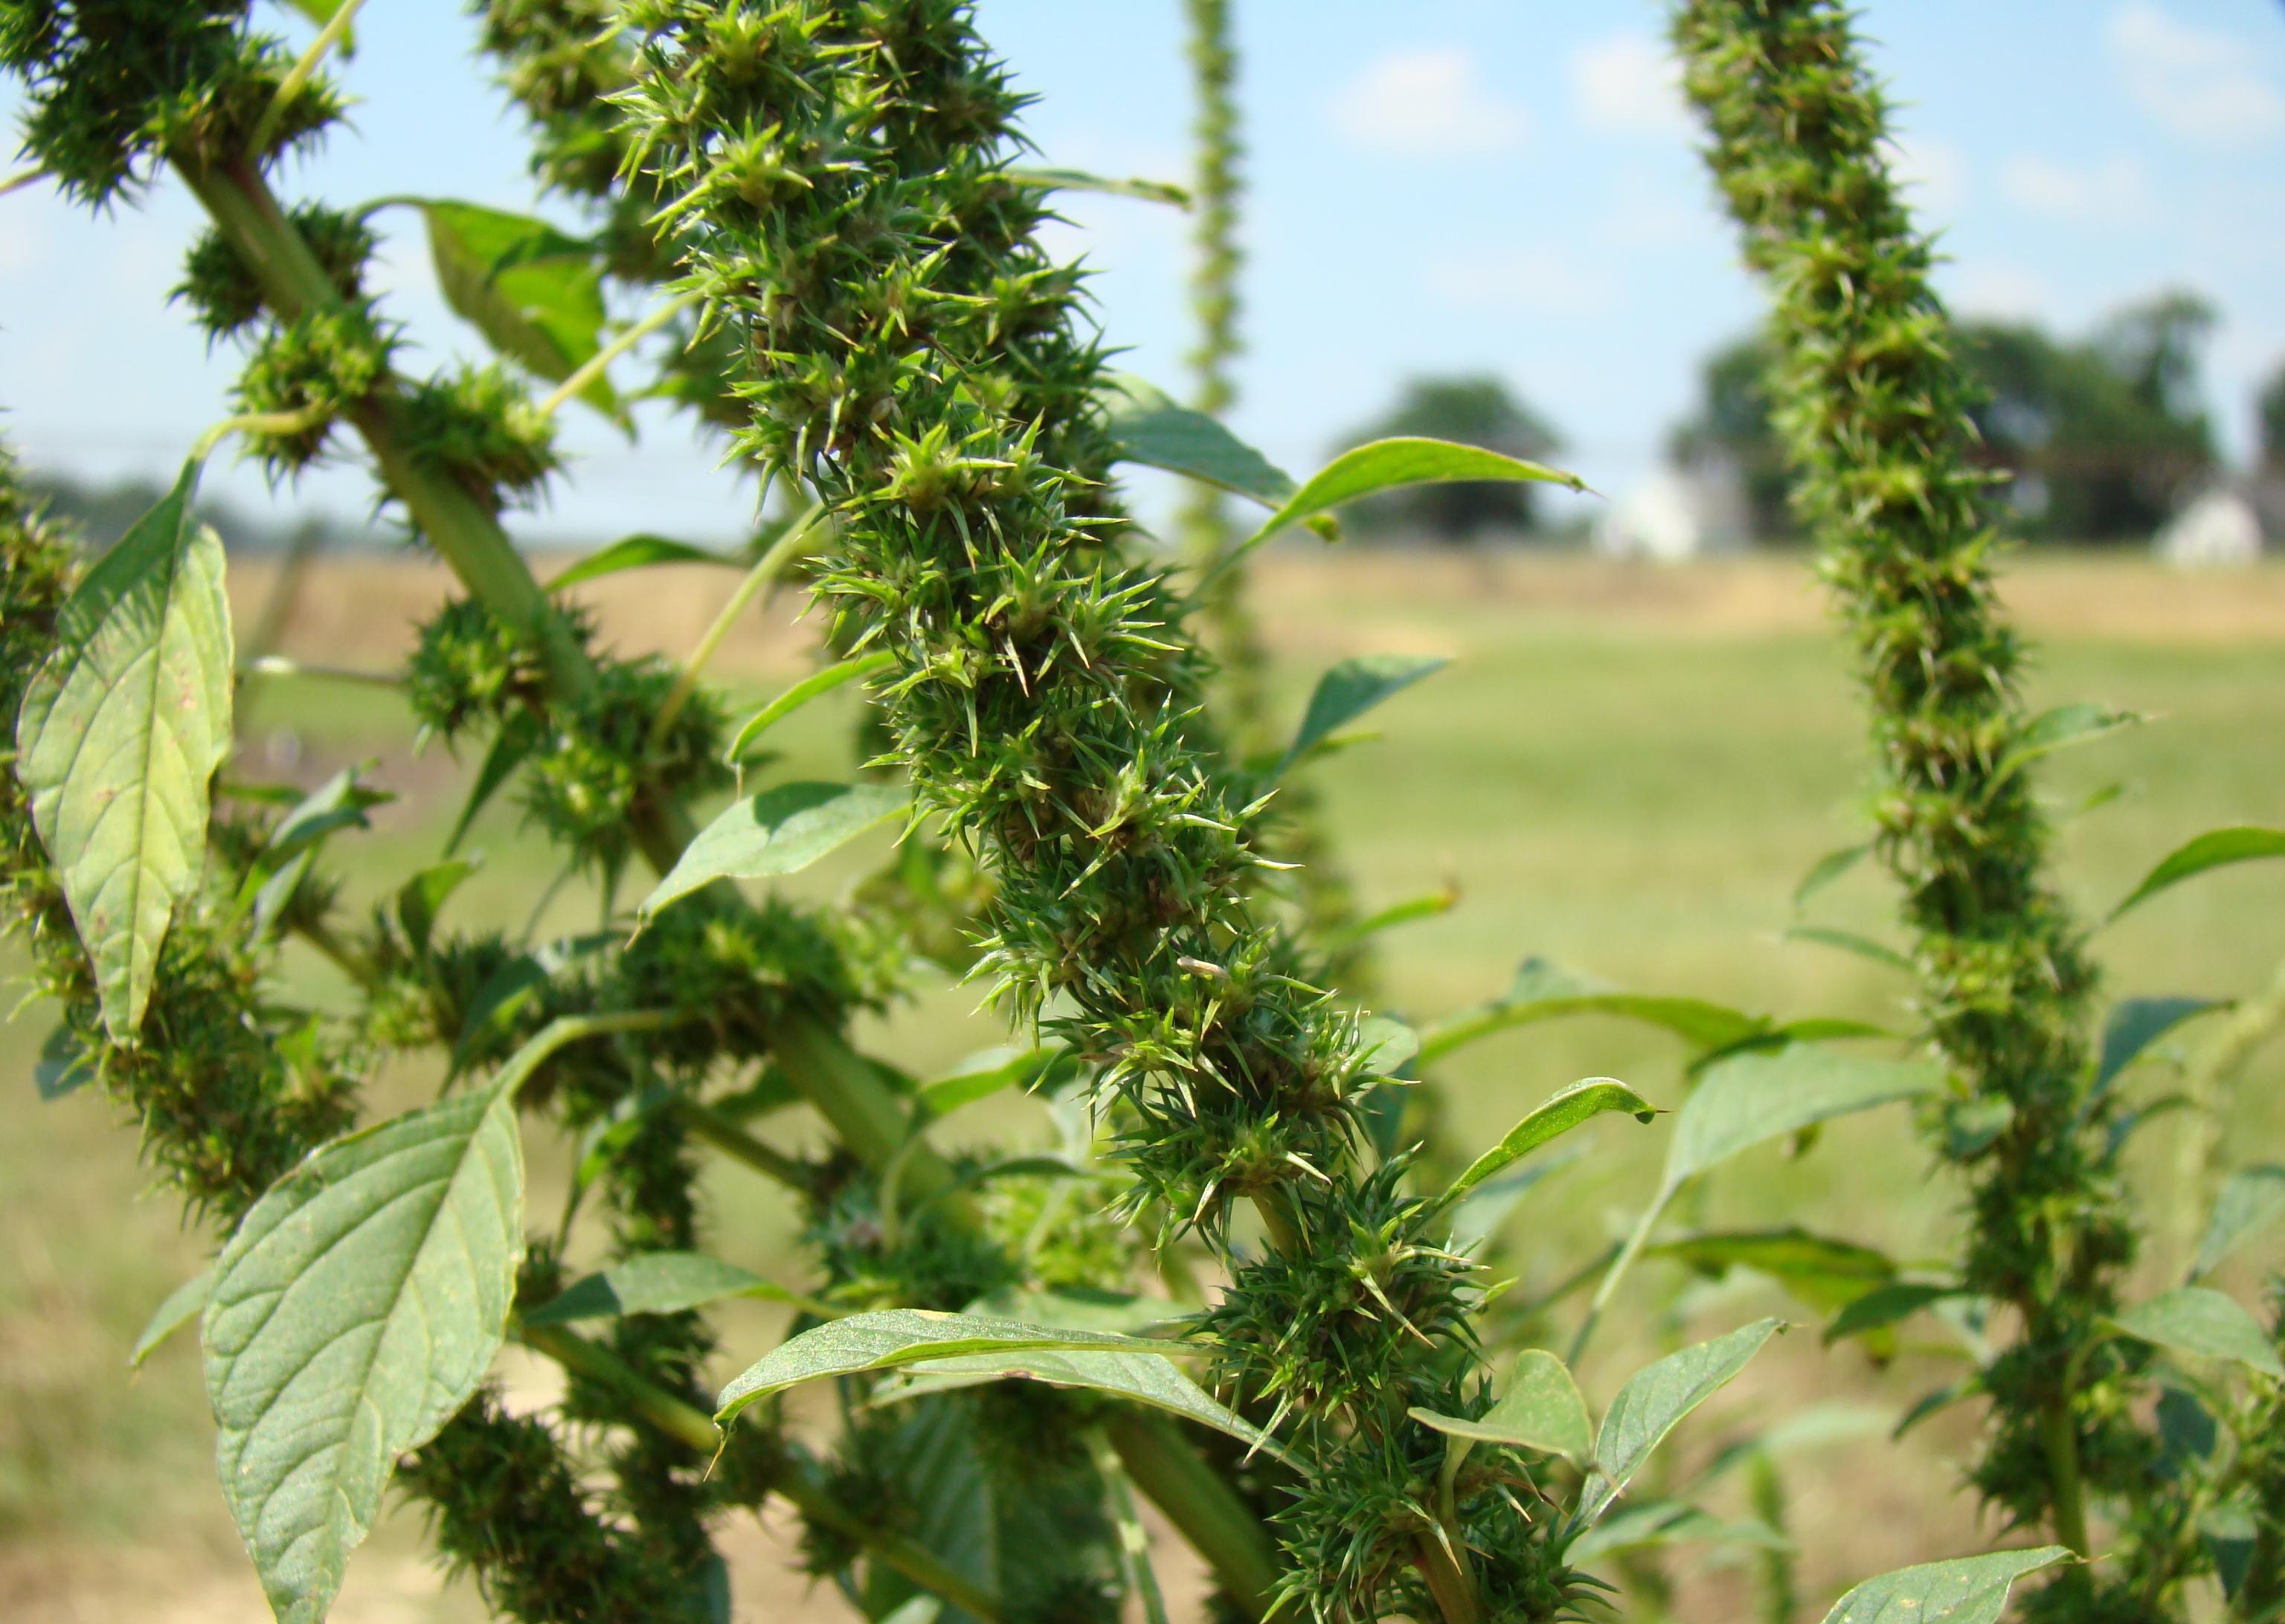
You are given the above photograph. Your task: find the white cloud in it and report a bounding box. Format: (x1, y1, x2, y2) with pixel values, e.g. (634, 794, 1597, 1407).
(1887, 134, 1967, 217)
(1329, 48, 1528, 157)
(1425, 246, 1614, 315)
(2107, 3, 2285, 146)
(1998, 152, 2153, 223)
(1949, 262, 2054, 323)
(1568, 32, 1688, 138)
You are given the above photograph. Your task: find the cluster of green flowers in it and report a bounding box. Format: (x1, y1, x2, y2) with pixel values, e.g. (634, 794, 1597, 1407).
(1677, 3, 2285, 1616)
(615, 5, 1584, 1619)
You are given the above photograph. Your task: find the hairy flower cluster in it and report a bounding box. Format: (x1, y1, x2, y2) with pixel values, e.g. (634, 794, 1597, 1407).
(616, 5, 1578, 1617)
(1676, 0, 2167, 1588)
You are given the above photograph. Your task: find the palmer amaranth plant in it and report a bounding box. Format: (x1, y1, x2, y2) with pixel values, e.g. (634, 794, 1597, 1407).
(3, 3, 2282, 1624)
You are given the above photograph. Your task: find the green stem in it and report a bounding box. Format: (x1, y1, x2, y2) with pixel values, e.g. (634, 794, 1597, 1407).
(238, 654, 397, 687)
(520, 1324, 1006, 1623)
(256, 0, 366, 153)
(0, 166, 43, 197)
(1099, 1411, 1279, 1624)
(1569, 1182, 1674, 1365)
(538, 287, 699, 418)
(187, 404, 332, 466)
(647, 501, 824, 748)
(2042, 1391, 2091, 1559)
(1414, 1530, 1485, 1624)
(674, 1097, 812, 1191)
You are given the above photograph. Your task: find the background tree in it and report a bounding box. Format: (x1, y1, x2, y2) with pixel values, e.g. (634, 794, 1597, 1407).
(2259, 359, 2285, 472)
(1334, 375, 1562, 542)
(1668, 334, 1793, 539)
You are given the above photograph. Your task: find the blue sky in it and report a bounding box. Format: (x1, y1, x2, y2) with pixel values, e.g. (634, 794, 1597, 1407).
(2, 0, 2282, 544)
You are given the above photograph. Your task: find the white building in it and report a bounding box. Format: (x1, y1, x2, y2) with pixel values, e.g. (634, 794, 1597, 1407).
(1593, 464, 1750, 561)
(2156, 487, 2266, 568)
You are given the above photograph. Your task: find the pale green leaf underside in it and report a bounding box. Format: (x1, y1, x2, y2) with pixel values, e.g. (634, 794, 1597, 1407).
(2106, 1286, 2284, 1376)
(2197, 1164, 2285, 1279)
(408, 199, 617, 416)
(204, 1084, 524, 1624)
(1665, 1045, 1943, 1190)
(546, 534, 730, 592)
(1413, 1348, 1591, 1464)
(639, 782, 907, 921)
(1440, 1078, 1656, 1211)
(1247, 436, 1586, 547)
(1580, 1318, 1783, 1525)
(716, 1308, 1177, 1427)
(1821, 1546, 2075, 1624)
(524, 1250, 803, 1326)
(16, 460, 234, 1040)
(872, 1347, 1275, 1456)
(1569, 1500, 1787, 1565)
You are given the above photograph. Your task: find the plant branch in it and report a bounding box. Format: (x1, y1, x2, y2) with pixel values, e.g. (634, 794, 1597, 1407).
(1099, 1412, 1278, 1623)
(648, 500, 824, 748)
(254, 0, 366, 152)
(538, 286, 698, 417)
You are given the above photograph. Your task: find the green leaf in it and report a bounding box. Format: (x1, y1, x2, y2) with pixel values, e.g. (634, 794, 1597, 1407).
(1331, 887, 1459, 952)
(2105, 1287, 2284, 1376)
(394, 860, 476, 956)
(203, 1081, 524, 1624)
(1244, 436, 1586, 550)
(34, 1022, 93, 1100)
(1411, 1348, 1591, 1465)
(716, 1308, 1180, 1428)
(129, 1267, 212, 1370)
(1793, 842, 1871, 909)
(241, 766, 388, 936)
(2108, 827, 2285, 924)
(449, 931, 616, 1074)
(914, 1046, 1067, 1122)
(2094, 997, 2220, 1095)
(1439, 1077, 1656, 1213)
(1447, 1156, 1575, 1251)
(443, 726, 530, 856)
(639, 782, 908, 923)
(1419, 957, 1769, 1066)
(1825, 1282, 1963, 1346)
(1782, 926, 1911, 972)
(1819, 1547, 2075, 1624)
(1651, 1228, 1894, 1314)
(1992, 702, 2137, 788)
(724, 652, 896, 764)
(1005, 168, 1189, 207)
(1568, 1501, 1787, 1565)
(402, 199, 617, 417)
(1664, 1045, 1943, 1191)
(965, 1286, 1188, 1339)
(523, 1251, 808, 1326)
(546, 535, 732, 593)
(1355, 1014, 1421, 1078)
(2196, 1165, 2285, 1279)
(1095, 373, 1297, 510)
(1280, 653, 1447, 773)
(1579, 1318, 1784, 1524)
(870, 1347, 1275, 1456)
(15, 460, 234, 1040)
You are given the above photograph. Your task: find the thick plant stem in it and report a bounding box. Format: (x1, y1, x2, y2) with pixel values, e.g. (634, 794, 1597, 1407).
(2043, 1394, 2091, 1559)
(1100, 1412, 1278, 1623)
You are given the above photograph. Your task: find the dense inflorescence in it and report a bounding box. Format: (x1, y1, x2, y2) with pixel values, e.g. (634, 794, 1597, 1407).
(1675, 0, 2184, 1600)
(616, 6, 1584, 1618)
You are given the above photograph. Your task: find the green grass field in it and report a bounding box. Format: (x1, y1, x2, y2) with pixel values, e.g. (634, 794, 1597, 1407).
(5, 552, 2282, 1621)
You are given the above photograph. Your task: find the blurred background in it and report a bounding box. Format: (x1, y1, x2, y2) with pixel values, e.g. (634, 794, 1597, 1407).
(3, 2, 2284, 1620)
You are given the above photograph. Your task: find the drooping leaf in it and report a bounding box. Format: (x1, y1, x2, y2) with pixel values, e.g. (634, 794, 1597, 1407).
(1438, 1078, 1656, 1213)
(203, 1081, 524, 1624)
(1568, 1501, 1787, 1565)
(724, 652, 896, 764)
(1244, 436, 1585, 550)
(449, 931, 616, 1074)
(1279, 654, 1447, 774)
(1664, 1045, 1943, 1191)
(1782, 926, 1911, 972)
(523, 1251, 809, 1326)
(1578, 1318, 1784, 1524)
(402, 199, 617, 416)
(1420, 957, 1769, 1066)
(34, 1022, 93, 1100)
(129, 1267, 212, 1370)
(1825, 1282, 1964, 1346)
(1410, 1348, 1591, 1465)
(2107, 828, 2285, 924)
(870, 1347, 1275, 1454)
(1818, 1547, 2075, 1624)
(1651, 1228, 1894, 1314)
(546, 534, 731, 592)
(914, 1047, 1069, 1122)
(241, 766, 388, 937)
(2105, 1287, 2284, 1376)
(2093, 996, 2222, 1096)
(2196, 1165, 2285, 1279)
(1005, 167, 1189, 207)
(16, 460, 234, 1040)
(638, 782, 908, 922)
(1793, 842, 1870, 909)
(394, 860, 476, 956)
(443, 726, 532, 856)
(1992, 702, 2137, 787)
(1895, 1375, 1982, 1438)
(1355, 1014, 1421, 1078)
(1095, 373, 1296, 510)
(716, 1309, 1183, 1428)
